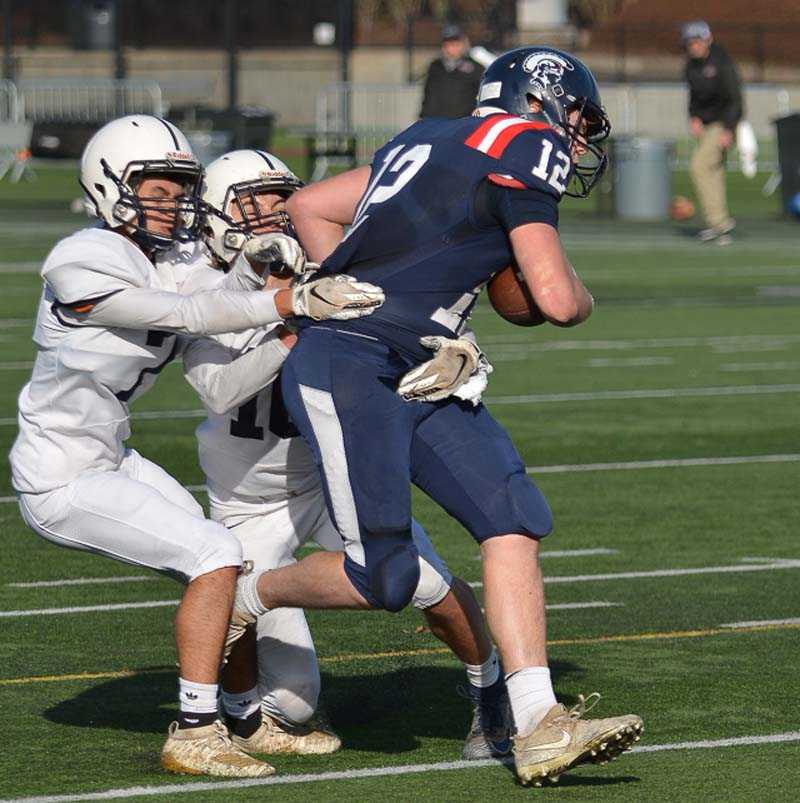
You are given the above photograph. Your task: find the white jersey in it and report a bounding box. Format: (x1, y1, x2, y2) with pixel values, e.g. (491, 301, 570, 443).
(10, 228, 281, 494)
(185, 325, 317, 501)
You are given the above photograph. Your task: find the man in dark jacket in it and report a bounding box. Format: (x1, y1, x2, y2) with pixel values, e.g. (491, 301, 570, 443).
(420, 24, 484, 119)
(683, 20, 743, 243)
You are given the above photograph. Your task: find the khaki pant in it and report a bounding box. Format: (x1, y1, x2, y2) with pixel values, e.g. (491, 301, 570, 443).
(689, 121, 733, 229)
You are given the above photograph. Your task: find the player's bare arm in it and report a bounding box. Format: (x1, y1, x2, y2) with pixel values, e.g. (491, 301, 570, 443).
(510, 222, 593, 326)
(287, 166, 370, 262)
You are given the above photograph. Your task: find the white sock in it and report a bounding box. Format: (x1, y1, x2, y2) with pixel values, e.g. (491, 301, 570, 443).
(505, 666, 557, 736)
(222, 686, 261, 720)
(237, 570, 269, 617)
(464, 647, 500, 689)
(178, 678, 219, 715)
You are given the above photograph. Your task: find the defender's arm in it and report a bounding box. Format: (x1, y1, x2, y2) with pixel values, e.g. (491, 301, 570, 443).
(183, 328, 295, 415)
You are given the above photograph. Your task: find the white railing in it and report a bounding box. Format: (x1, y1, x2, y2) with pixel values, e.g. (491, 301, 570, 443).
(315, 82, 422, 163)
(316, 81, 799, 168)
(13, 79, 164, 122)
(0, 80, 22, 122)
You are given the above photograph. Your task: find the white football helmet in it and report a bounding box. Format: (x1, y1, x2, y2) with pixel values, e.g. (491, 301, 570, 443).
(201, 149, 303, 265)
(80, 115, 203, 251)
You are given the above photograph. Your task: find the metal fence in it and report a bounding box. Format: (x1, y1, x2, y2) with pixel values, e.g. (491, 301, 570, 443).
(0, 80, 21, 122)
(2, 79, 163, 123)
(315, 81, 800, 168)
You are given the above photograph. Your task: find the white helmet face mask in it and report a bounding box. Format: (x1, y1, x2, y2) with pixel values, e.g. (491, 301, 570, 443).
(80, 115, 203, 252)
(201, 149, 303, 265)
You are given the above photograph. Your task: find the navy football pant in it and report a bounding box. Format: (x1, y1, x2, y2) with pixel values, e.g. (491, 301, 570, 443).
(281, 328, 552, 611)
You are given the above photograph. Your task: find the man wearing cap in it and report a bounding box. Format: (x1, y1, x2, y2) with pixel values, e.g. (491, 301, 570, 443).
(682, 20, 743, 244)
(420, 24, 485, 119)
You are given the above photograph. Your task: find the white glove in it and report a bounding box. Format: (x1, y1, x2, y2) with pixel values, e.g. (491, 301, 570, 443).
(292, 274, 384, 320)
(398, 335, 487, 402)
(243, 233, 306, 276)
(452, 359, 493, 406)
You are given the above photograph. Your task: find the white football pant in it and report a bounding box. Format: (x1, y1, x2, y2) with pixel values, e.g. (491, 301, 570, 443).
(18, 448, 243, 583)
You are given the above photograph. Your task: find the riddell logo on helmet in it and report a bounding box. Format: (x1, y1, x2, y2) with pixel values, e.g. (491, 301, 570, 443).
(166, 151, 194, 161)
(258, 169, 285, 179)
(522, 52, 575, 98)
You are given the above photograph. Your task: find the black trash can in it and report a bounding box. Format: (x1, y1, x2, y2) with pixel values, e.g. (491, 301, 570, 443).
(185, 107, 275, 152)
(774, 113, 800, 217)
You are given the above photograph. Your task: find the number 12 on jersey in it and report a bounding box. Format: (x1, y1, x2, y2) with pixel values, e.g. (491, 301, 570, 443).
(531, 139, 571, 195)
(348, 144, 432, 235)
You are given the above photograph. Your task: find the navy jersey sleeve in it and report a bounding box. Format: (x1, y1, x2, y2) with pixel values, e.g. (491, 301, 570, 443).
(474, 179, 559, 232)
(490, 125, 573, 201)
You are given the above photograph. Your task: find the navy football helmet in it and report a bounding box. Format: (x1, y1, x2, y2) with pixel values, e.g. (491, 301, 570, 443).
(477, 46, 611, 197)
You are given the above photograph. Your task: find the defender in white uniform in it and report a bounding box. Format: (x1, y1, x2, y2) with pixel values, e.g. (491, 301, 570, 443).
(180, 150, 511, 760)
(9, 117, 384, 779)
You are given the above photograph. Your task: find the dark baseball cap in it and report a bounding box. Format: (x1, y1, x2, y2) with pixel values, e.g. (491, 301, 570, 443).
(441, 23, 464, 41)
(681, 20, 711, 41)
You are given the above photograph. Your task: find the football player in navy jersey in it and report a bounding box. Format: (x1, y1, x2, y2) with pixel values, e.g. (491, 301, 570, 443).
(230, 47, 643, 785)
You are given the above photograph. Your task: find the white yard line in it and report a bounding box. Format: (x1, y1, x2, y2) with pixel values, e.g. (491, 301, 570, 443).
(0, 598, 618, 618)
(577, 265, 800, 280)
(7, 575, 156, 589)
(539, 547, 618, 558)
(467, 559, 800, 589)
(526, 453, 800, 474)
(587, 357, 675, 368)
(473, 548, 618, 560)
(0, 262, 40, 273)
(720, 617, 800, 629)
(2, 383, 795, 429)
(7, 731, 799, 802)
(480, 601, 622, 614)
(0, 407, 202, 426)
(0, 600, 178, 618)
(486, 384, 800, 405)
(0, 318, 33, 326)
(2, 455, 797, 506)
(720, 361, 800, 372)
(478, 333, 800, 351)
(0, 361, 34, 370)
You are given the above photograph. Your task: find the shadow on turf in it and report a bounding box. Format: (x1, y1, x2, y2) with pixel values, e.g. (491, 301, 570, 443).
(43, 659, 593, 756)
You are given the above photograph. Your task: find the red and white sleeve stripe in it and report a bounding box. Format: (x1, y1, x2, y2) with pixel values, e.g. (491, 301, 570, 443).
(464, 115, 550, 159)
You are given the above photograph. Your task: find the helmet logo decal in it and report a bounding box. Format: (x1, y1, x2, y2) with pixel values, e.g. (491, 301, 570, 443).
(522, 52, 574, 98)
(165, 150, 194, 161)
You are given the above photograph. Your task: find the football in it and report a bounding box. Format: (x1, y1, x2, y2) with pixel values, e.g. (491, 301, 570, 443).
(669, 195, 695, 221)
(487, 265, 546, 326)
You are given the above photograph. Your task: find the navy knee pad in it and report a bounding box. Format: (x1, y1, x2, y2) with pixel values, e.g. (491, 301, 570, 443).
(343, 528, 420, 612)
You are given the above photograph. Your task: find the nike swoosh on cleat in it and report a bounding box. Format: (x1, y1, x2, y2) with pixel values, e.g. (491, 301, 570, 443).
(522, 729, 572, 752)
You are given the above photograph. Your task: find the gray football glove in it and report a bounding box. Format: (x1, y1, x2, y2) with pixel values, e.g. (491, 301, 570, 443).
(292, 274, 385, 320)
(398, 335, 484, 402)
(243, 232, 306, 276)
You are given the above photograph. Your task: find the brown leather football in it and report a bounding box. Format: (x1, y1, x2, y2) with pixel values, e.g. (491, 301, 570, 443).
(487, 265, 546, 327)
(669, 195, 695, 221)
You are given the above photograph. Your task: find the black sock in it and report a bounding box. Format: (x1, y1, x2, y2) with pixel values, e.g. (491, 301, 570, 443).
(177, 710, 218, 729)
(479, 675, 507, 704)
(232, 708, 262, 739)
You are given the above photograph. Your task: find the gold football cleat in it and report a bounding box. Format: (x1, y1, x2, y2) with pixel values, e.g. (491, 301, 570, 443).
(512, 694, 643, 786)
(232, 712, 342, 756)
(161, 720, 275, 777)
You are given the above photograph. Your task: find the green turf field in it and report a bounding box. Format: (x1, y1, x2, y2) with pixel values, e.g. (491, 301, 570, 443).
(0, 160, 798, 802)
